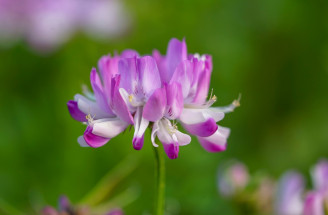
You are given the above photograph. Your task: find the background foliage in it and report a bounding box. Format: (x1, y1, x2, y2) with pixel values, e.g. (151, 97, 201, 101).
(0, 0, 327, 214)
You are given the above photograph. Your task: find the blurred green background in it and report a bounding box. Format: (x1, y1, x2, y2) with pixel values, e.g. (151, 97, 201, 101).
(0, 0, 328, 214)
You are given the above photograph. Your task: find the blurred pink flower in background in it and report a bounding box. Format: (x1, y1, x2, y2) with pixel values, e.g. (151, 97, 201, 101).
(218, 161, 249, 197)
(0, 0, 131, 52)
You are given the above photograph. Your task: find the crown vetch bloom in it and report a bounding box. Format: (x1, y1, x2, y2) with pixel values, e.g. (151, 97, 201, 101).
(67, 38, 238, 159)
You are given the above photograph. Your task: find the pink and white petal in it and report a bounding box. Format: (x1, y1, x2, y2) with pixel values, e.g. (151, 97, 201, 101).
(175, 131, 191, 146)
(137, 56, 161, 97)
(67, 100, 87, 122)
(179, 108, 208, 124)
(170, 60, 192, 98)
(197, 130, 227, 152)
(218, 126, 231, 139)
(92, 118, 128, 139)
(133, 107, 149, 150)
(183, 117, 218, 137)
(77, 136, 90, 147)
(110, 76, 134, 124)
(83, 126, 110, 148)
(118, 58, 137, 93)
(165, 82, 183, 119)
(303, 192, 325, 215)
(192, 68, 211, 104)
(74, 94, 109, 119)
(143, 87, 167, 122)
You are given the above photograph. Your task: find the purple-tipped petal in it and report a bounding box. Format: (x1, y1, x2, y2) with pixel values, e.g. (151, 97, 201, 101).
(41, 206, 58, 215)
(121, 49, 139, 58)
(312, 159, 328, 191)
(132, 136, 144, 150)
(183, 117, 218, 137)
(83, 126, 110, 148)
(133, 107, 149, 150)
(137, 56, 161, 97)
(303, 192, 325, 215)
(110, 75, 134, 124)
(92, 118, 128, 138)
(197, 129, 227, 152)
(275, 171, 304, 215)
(67, 100, 87, 122)
(170, 60, 192, 98)
(165, 82, 184, 119)
(162, 38, 187, 83)
(143, 87, 167, 122)
(163, 142, 179, 159)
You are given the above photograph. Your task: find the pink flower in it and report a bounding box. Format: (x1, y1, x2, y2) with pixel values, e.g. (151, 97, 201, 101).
(67, 38, 238, 159)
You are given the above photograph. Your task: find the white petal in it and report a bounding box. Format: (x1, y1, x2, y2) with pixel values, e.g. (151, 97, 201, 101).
(151, 121, 160, 147)
(133, 107, 149, 138)
(92, 118, 128, 138)
(175, 131, 191, 146)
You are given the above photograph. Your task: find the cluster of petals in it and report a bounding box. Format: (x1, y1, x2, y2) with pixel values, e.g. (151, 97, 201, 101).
(67, 38, 239, 159)
(0, 0, 130, 52)
(275, 160, 328, 215)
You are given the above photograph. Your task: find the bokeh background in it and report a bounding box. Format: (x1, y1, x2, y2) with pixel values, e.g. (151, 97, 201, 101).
(0, 0, 328, 214)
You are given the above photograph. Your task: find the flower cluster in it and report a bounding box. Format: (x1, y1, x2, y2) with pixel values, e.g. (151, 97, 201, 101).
(0, 0, 130, 52)
(217, 159, 328, 215)
(41, 196, 124, 215)
(67, 38, 239, 159)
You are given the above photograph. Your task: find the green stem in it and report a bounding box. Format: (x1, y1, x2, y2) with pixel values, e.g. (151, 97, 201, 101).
(153, 146, 165, 215)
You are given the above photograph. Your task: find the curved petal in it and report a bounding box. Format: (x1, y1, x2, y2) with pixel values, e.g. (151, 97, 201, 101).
(90, 68, 113, 115)
(92, 118, 128, 138)
(151, 121, 160, 147)
(170, 60, 192, 98)
(218, 126, 231, 138)
(163, 142, 179, 159)
(110, 75, 134, 124)
(183, 117, 218, 137)
(165, 82, 183, 119)
(175, 131, 191, 146)
(133, 107, 149, 150)
(137, 56, 161, 97)
(197, 129, 227, 152)
(143, 87, 167, 122)
(164, 38, 187, 83)
(192, 68, 211, 104)
(98, 55, 119, 99)
(83, 126, 110, 148)
(67, 100, 87, 122)
(118, 58, 137, 94)
(74, 94, 110, 119)
(179, 108, 224, 124)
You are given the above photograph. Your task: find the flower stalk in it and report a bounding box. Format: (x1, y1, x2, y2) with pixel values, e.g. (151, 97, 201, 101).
(153, 145, 165, 215)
